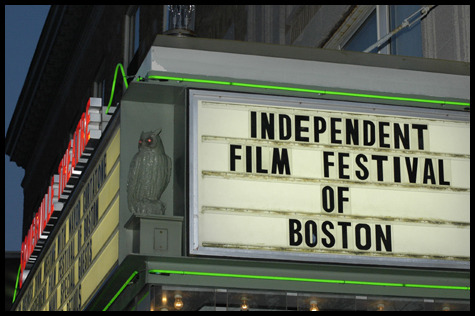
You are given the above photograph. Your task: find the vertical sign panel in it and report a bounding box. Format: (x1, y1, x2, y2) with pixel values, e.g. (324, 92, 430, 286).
(189, 90, 469, 269)
(16, 128, 120, 311)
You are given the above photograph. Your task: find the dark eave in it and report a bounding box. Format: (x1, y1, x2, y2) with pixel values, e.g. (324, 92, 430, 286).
(5, 5, 93, 170)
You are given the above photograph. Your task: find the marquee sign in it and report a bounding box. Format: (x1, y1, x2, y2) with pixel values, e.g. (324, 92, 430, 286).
(20, 98, 105, 288)
(15, 126, 120, 311)
(189, 90, 470, 269)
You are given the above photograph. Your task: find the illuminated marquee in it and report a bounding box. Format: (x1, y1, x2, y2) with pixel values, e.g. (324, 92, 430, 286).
(15, 128, 120, 311)
(20, 98, 104, 288)
(189, 90, 470, 269)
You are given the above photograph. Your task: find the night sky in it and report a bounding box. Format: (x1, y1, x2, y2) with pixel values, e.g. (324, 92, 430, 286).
(5, 5, 50, 252)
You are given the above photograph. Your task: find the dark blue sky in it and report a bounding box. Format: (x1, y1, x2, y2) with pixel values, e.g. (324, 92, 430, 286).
(5, 5, 50, 251)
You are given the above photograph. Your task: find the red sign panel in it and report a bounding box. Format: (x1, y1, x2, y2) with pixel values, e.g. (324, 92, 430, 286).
(20, 98, 103, 288)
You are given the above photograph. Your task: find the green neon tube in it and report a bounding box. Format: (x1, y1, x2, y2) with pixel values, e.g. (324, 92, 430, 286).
(146, 75, 470, 107)
(105, 63, 129, 115)
(12, 264, 21, 303)
(102, 270, 138, 311)
(148, 269, 470, 291)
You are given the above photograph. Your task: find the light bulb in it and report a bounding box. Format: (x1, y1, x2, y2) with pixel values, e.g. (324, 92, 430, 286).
(240, 297, 249, 311)
(174, 294, 183, 310)
(309, 300, 319, 311)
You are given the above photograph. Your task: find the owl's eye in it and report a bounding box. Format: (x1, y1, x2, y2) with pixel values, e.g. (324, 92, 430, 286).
(139, 140, 142, 145)
(146, 138, 153, 143)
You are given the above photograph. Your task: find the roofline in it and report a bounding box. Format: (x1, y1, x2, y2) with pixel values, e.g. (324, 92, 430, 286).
(5, 5, 65, 162)
(151, 34, 470, 76)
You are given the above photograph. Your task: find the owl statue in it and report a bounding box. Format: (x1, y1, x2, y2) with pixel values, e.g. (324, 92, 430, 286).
(127, 129, 172, 215)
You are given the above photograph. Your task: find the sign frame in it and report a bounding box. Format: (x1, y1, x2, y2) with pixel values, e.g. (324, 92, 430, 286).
(188, 89, 469, 270)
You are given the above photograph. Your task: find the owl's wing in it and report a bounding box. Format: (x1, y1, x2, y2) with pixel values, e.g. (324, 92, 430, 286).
(166, 156, 172, 184)
(127, 153, 141, 211)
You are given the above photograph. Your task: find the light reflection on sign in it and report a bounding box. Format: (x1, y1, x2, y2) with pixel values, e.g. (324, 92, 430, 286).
(189, 90, 470, 269)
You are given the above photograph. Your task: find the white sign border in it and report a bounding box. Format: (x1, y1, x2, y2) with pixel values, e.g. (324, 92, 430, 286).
(188, 89, 469, 270)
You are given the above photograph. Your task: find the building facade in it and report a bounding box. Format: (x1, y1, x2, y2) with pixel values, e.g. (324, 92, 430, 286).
(6, 5, 469, 311)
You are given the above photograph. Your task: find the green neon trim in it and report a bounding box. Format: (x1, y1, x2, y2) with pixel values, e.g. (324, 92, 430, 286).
(403, 283, 470, 290)
(105, 63, 129, 115)
(147, 75, 470, 107)
(102, 270, 138, 311)
(148, 269, 470, 291)
(12, 264, 21, 303)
